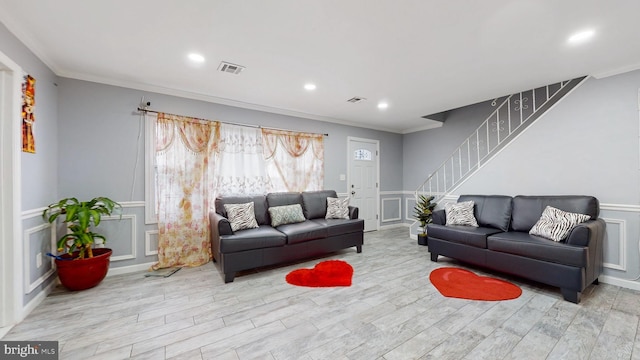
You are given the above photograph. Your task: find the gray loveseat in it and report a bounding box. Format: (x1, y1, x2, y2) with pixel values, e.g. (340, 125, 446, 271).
(210, 190, 364, 283)
(427, 195, 605, 303)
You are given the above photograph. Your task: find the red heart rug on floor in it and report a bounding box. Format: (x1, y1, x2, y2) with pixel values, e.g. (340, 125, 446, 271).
(429, 267, 522, 301)
(286, 260, 353, 287)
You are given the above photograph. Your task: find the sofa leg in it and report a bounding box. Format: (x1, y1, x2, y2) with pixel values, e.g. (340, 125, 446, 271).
(430, 252, 438, 262)
(356, 245, 362, 253)
(224, 273, 235, 283)
(561, 288, 580, 304)
(593, 278, 599, 285)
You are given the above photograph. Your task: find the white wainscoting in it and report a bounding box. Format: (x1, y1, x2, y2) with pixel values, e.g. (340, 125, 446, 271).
(145, 230, 159, 256)
(405, 197, 416, 221)
(101, 214, 137, 262)
(601, 218, 626, 271)
(381, 197, 401, 223)
(22, 223, 56, 294)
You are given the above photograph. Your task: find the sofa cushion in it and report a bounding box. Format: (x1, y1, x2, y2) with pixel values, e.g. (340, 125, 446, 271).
(311, 218, 365, 236)
(458, 195, 512, 231)
(427, 224, 502, 248)
(219, 225, 287, 253)
(216, 195, 270, 226)
(301, 190, 337, 219)
(267, 192, 303, 208)
(268, 204, 306, 227)
(445, 201, 479, 227)
(529, 206, 591, 242)
(277, 220, 328, 244)
(511, 195, 599, 232)
(487, 231, 587, 267)
(224, 202, 259, 232)
(326, 197, 350, 219)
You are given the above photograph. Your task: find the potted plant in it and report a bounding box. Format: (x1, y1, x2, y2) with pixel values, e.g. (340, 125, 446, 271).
(42, 196, 121, 291)
(414, 194, 436, 246)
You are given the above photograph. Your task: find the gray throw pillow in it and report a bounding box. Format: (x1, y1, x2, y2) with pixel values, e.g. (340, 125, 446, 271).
(268, 204, 306, 227)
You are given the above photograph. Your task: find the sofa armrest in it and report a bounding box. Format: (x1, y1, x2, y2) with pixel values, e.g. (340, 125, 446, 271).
(566, 218, 605, 286)
(565, 218, 605, 247)
(210, 212, 233, 237)
(348, 206, 359, 219)
(432, 209, 446, 225)
(209, 212, 232, 262)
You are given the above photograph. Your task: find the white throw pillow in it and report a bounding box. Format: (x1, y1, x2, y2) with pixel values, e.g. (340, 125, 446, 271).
(326, 197, 350, 219)
(445, 201, 479, 227)
(529, 206, 591, 242)
(224, 202, 259, 232)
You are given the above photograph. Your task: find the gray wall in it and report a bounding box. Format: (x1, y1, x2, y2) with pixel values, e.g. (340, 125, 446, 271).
(56, 77, 406, 270)
(57, 78, 404, 199)
(0, 22, 59, 305)
(403, 99, 501, 191)
(454, 74, 639, 202)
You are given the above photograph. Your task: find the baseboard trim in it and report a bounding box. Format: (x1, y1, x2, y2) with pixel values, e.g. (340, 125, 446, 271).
(18, 278, 57, 326)
(600, 275, 640, 291)
(379, 223, 410, 231)
(108, 262, 155, 276)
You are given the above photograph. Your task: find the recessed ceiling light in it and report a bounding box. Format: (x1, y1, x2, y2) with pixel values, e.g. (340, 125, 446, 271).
(377, 102, 389, 110)
(567, 29, 595, 45)
(304, 83, 317, 91)
(188, 53, 205, 63)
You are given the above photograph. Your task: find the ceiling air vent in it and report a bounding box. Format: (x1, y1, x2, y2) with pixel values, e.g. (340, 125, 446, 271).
(217, 61, 245, 75)
(347, 97, 366, 103)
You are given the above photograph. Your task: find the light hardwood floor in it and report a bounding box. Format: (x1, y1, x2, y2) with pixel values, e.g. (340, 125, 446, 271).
(3, 227, 640, 359)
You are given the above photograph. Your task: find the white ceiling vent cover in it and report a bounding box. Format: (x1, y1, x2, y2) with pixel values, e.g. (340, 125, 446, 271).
(347, 97, 366, 103)
(218, 61, 245, 74)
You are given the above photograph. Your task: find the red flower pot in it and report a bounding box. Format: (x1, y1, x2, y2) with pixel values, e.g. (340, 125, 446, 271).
(55, 248, 112, 291)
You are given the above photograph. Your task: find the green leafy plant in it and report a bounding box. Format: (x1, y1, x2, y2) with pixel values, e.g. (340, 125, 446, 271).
(42, 197, 122, 259)
(413, 195, 436, 235)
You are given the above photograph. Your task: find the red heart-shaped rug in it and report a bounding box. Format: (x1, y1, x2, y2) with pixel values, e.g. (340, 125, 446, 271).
(429, 267, 521, 301)
(286, 260, 353, 287)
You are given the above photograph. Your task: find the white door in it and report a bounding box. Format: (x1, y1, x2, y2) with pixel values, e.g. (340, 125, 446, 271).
(348, 137, 379, 232)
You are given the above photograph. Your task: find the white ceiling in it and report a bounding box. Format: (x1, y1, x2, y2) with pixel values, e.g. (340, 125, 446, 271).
(1, 1, 640, 133)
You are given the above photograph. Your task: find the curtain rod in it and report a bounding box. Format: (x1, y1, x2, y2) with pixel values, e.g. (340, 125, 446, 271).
(137, 107, 329, 137)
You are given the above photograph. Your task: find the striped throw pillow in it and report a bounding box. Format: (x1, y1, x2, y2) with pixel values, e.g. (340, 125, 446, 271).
(224, 202, 259, 232)
(445, 201, 479, 227)
(529, 206, 591, 242)
(326, 197, 350, 219)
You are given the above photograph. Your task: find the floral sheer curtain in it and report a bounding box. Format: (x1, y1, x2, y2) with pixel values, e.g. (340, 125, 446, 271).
(213, 124, 270, 197)
(153, 113, 219, 269)
(262, 129, 324, 192)
(153, 114, 324, 269)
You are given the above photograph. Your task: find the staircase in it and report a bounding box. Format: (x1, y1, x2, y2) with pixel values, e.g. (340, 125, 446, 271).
(410, 77, 586, 237)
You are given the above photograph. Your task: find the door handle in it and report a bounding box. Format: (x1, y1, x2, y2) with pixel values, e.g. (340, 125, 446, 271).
(351, 191, 356, 195)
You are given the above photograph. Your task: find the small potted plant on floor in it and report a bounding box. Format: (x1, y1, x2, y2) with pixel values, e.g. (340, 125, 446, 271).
(414, 194, 436, 246)
(42, 196, 121, 291)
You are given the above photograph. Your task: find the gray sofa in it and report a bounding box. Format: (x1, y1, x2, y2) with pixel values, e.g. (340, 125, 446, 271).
(427, 195, 605, 303)
(210, 190, 364, 283)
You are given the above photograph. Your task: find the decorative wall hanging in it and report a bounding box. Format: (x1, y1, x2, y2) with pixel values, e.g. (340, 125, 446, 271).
(21, 74, 36, 153)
